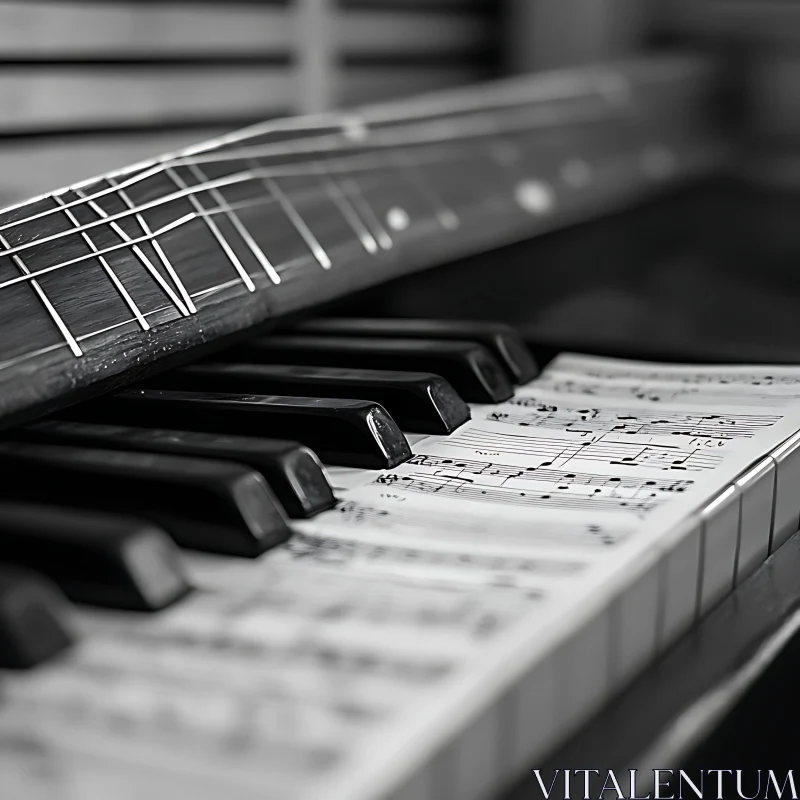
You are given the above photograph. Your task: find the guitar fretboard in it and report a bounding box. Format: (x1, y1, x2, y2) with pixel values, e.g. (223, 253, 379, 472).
(0, 55, 722, 427)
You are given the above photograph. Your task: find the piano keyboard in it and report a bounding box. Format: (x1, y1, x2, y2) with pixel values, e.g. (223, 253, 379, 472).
(2, 318, 800, 800)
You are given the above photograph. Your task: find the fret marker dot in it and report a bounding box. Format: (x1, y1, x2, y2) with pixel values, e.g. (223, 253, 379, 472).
(387, 207, 410, 231)
(515, 180, 554, 215)
(438, 210, 460, 231)
(342, 117, 369, 142)
(561, 159, 592, 188)
(641, 145, 676, 179)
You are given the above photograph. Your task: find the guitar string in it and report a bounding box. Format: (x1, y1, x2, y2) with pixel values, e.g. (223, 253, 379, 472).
(0, 231, 83, 358)
(0, 100, 603, 237)
(0, 126, 477, 369)
(106, 176, 198, 314)
(73, 186, 192, 318)
(52, 194, 151, 330)
(186, 163, 282, 286)
(0, 59, 701, 369)
(0, 143, 476, 263)
(163, 165, 257, 293)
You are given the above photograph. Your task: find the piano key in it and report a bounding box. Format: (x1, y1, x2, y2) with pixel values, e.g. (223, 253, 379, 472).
(0, 502, 191, 611)
(19, 421, 336, 519)
(698, 486, 741, 615)
(770, 431, 800, 552)
(0, 564, 76, 669)
(658, 516, 703, 650)
(0, 442, 292, 558)
(610, 556, 660, 689)
(290, 318, 539, 384)
(64, 390, 412, 470)
(220, 335, 514, 404)
(734, 458, 775, 584)
(150, 362, 471, 435)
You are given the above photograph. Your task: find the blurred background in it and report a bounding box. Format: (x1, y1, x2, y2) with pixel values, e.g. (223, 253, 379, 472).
(4, 0, 800, 359)
(3, 0, 796, 204)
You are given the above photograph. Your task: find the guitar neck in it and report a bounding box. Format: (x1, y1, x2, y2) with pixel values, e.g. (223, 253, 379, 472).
(0, 54, 724, 428)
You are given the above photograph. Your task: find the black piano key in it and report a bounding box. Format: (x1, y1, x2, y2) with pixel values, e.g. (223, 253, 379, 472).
(19, 421, 336, 519)
(291, 318, 539, 384)
(63, 390, 412, 469)
(0, 565, 76, 669)
(220, 336, 514, 404)
(151, 363, 471, 435)
(0, 442, 292, 558)
(0, 503, 191, 612)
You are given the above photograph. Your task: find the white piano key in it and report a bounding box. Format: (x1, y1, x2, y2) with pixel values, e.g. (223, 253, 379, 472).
(770, 431, 800, 551)
(557, 605, 612, 734)
(735, 458, 775, 583)
(698, 485, 741, 614)
(609, 556, 660, 689)
(507, 650, 559, 778)
(657, 516, 703, 650)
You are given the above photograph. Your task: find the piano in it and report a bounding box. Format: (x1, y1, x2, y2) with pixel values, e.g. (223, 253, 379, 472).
(1, 41, 800, 800)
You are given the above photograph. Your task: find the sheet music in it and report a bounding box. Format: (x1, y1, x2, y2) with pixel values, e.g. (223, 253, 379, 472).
(6, 352, 800, 800)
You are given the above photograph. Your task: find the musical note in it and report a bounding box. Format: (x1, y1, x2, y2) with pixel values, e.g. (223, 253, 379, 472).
(530, 374, 800, 407)
(438, 428, 725, 471)
(374, 473, 662, 517)
(404, 454, 694, 493)
(490, 400, 780, 439)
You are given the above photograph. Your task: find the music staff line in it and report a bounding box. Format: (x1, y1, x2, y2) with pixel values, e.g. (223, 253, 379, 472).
(551, 367, 800, 387)
(489, 404, 780, 439)
(374, 473, 662, 517)
(441, 428, 725, 471)
(405, 454, 694, 493)
(531, 376, 800, 406)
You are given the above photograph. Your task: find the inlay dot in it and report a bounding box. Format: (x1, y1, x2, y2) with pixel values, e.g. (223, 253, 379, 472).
(561, 159, 592, 188)
(387, 207, 411, 231)
(515, 180, 554, 215)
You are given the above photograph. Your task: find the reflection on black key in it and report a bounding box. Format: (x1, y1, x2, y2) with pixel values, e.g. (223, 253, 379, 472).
(20, 421, 336, 519)
(0, 565, 75, 669)
(221, 336, 513, 404)
(153, 363, 471, 435)
(0, 503, 191, 611)
(0, 443, 291, 558)
(64, 390, 412, 470)
(292, 318, 539, 384)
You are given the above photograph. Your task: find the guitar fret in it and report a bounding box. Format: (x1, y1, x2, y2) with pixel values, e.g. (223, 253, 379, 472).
(249, 162, 331, 270)
(339, 177, 393, 250)
(53, 195, 150, 331)
(0, 213, 197, 292)
(107, 178, 197, 315)
(186, 164, 281, 286)
(0, 232, 82, 358)
(164, 167, 257, 293)
(73, 187, 192, 318)
(393, 152, 460, 231)
(320, 170, 379, 255)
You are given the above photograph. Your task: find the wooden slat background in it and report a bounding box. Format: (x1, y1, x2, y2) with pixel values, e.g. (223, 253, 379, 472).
(0, 0, 501, 204)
